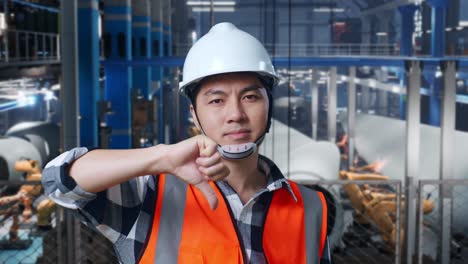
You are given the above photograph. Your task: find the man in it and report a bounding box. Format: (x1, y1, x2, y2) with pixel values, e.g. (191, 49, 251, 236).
(42, 22, 331, 264)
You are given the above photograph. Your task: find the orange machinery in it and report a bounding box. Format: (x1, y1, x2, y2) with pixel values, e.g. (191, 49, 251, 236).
(0, 160, 56, 242)
(340, 162, 434, 250)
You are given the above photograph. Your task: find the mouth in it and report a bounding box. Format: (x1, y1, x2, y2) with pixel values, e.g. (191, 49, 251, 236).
(224, 129, 251, 140)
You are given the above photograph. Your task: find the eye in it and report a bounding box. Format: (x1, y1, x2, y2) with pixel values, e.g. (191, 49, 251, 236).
(208, 98, 223, 104)
(243, 94, 259, 101)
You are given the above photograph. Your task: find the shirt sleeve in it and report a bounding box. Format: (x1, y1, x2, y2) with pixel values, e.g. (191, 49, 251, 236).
(41, 147, 97, 209)
(320, 236, 332, 264)
(41, 147, 156, 243)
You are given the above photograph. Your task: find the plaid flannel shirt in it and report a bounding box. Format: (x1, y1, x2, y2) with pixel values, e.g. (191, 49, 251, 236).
(42, 147, 331, 264)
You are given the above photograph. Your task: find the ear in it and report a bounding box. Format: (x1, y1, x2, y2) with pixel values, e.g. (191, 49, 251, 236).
(189, 104, 201, 130)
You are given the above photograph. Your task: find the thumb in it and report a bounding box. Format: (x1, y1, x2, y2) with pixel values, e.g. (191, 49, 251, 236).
(194, 180, 218, 210)
(198, 136, 218, 157)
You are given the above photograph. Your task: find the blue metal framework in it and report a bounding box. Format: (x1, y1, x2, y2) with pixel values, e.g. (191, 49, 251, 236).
(88, 0, 465, 146)
(10, 0, 59, 13)
(103, 3, 133, 149)
(102, 55, 468, 136)
(133, 15, 152, 99)
(101, 56, 468, 68)
(398, 4, 418, 57)
(78, 0, 100, 148)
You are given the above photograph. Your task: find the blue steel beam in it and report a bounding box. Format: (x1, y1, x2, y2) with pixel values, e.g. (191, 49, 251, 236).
(427, 0, 447, 57)
(11, 0, 59, 13)
(398, 5, 418, 56)
(398, 5, 417, 120)
(163, 0, 172, 57)
(362, 0, 418, 15)
(459, 60, 468, 68)
(78, 0, 100, 148)
(151, 0, 164, 144)
(162, 0, 173, 144)
(102, 56, 468, 68)
(103, 1, 133, 149)
(103, 57, 406, 67)
(353, 0, 368, 9)
(132, 0, 151, 99)
(426, 0, 448, 126)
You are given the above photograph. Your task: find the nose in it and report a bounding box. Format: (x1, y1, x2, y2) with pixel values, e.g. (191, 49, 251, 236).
(226, 99, 247, 123)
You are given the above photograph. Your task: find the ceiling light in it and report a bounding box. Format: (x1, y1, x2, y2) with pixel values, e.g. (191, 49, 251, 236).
(191, 30, 197, 44)
(18, 93, 36, 107)
(0, 13, 6, 31)
(192, 7, 235, 12)
(44, 90, 56, 101)
(459, 21, 468, 27)
(187, 1, 236, 6)
(313, 7, 344, 12)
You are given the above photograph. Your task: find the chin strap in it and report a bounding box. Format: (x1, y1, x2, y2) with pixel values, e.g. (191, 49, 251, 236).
(216, 133, 266, 159)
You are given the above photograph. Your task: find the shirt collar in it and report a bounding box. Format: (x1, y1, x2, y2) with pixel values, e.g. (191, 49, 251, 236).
(215, 155, 298, 203)
(258, 155, 298, 203)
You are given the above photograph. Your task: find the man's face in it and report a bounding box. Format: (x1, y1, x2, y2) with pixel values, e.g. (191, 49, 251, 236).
(190, 72, 269, 146)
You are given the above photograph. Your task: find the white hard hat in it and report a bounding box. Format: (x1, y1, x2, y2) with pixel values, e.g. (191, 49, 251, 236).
(179, 22, 279, 96)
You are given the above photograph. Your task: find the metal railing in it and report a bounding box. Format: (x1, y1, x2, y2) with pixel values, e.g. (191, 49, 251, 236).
(0, 29, 60, 63)
(174, 43, 399, 57)
(297, 179, 403, 264)
(417, 179, 468, 264)
(3, 177, 468, 263)
(75, 219, 118, 264)
(0, 181, 58, 263)
(0, 180, 117, 264)
(265, 43, 399, 57)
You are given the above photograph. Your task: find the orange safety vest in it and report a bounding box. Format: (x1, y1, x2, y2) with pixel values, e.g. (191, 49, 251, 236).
(139, 174, 327, 264)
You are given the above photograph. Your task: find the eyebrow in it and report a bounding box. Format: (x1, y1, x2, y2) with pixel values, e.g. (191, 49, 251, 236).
(240, 84, 262, 94)
(203, 84, 262, 96)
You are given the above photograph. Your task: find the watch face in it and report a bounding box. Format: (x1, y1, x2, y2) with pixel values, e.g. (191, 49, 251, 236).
(217, 142, 257, 159)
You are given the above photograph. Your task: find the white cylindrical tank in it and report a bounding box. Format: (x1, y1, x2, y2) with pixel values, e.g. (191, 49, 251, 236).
(0, 136, 42, 181)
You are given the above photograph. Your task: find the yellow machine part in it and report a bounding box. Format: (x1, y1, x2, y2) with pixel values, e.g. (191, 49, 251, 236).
(340, 169, 435, 249)
(0, 159, 57, 228)
(37, 199, 56, 227)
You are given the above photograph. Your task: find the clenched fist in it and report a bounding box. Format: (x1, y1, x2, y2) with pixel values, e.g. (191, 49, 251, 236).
(163, 135, 230, 209)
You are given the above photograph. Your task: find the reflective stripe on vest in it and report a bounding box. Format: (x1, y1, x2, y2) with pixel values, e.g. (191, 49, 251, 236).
(139, 174, 327, 264)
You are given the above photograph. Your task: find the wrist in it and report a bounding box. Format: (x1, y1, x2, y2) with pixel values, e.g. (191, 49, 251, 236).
(144, 144, 171, 175)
